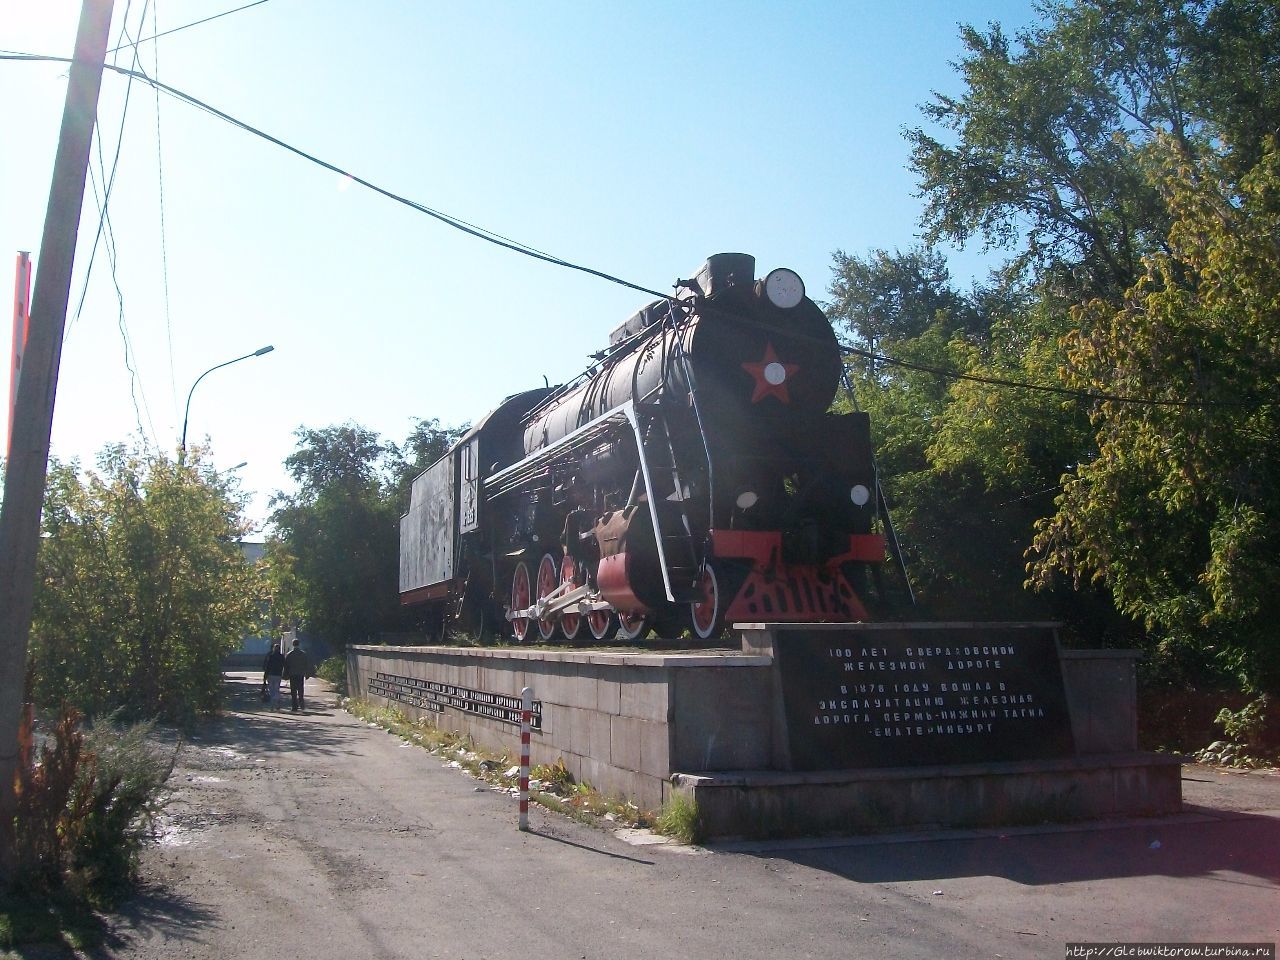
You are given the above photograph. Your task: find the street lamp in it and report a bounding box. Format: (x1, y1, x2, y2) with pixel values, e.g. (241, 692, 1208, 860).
(180, 345, 274, 457)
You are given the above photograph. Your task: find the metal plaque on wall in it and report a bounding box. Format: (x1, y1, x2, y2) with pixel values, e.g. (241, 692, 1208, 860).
(774, 625, 1075, 770)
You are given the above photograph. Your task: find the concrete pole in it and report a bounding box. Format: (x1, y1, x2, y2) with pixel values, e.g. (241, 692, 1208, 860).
(0, 0, 115, 879)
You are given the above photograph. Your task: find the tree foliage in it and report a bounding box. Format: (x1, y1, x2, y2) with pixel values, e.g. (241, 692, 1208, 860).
(29, 447, 263, 721)
(831, 0, 1280, 692)
(829, 246, 981, 357)
(268, 418, 466, 648)
(269, 424, 398, 649)
(907, 0, 1280, 296)
(1030, 136, 1280, 690)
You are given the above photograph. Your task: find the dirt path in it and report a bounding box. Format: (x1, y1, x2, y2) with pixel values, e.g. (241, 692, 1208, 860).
(85, 675, 1280, 960)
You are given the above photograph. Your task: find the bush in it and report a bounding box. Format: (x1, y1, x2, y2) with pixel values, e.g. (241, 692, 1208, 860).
(11, 709, 84, 892)
(1195, 695, 1278, 768)
(72, 714, 176, 901)
(8, 707, 175, 905)
(315, 656, 347, 693)
(30, 449, 264, 723)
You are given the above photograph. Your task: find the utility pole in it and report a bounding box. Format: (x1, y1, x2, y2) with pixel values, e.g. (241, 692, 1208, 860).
(0, 0, 115, 878)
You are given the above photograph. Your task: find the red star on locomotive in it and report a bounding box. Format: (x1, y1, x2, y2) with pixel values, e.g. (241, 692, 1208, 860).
(741, 342, 801, 404)
(399, 254, 886, 642)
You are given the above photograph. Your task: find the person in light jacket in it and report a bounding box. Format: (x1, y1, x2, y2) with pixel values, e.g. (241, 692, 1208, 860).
(282, 637, 313, 713)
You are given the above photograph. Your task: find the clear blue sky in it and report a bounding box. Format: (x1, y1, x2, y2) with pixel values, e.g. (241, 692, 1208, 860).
(1, 0, 1042, 529)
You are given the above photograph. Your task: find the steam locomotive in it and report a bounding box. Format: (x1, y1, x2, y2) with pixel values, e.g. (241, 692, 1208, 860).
(399, 253, 887, 642)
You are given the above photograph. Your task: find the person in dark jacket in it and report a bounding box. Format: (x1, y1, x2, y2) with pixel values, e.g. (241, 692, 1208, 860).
(262, 642, 286, 709)
(282, 637, 313, 713)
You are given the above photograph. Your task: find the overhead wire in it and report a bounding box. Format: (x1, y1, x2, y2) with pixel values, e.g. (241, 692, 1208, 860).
(89, 161, 159, 444)
(70, 2, 145, 329)
(107, 0, 271, 53)
(842, 346, 1263, 409)
(150, 1, 177, 413)
(110, 5, 161, 445)
(3, 51, 1256, 414)
(68, 4, 161, 446)
(0, 55, 676, 304)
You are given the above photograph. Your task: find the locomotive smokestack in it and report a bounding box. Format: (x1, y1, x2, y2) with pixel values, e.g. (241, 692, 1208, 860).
(685, 253, 756, 299)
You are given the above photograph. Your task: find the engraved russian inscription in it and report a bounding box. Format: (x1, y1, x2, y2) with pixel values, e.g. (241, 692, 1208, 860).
(778, 627, 1074, 769)
(368, 672, 542, 729)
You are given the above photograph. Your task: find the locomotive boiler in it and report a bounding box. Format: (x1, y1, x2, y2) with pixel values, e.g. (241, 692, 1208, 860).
(399, 253, 887, 642)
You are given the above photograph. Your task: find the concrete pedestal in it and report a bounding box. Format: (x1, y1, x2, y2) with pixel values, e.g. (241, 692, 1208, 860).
(673, 753, 1182, 839)
(349, 622, 1180, 839)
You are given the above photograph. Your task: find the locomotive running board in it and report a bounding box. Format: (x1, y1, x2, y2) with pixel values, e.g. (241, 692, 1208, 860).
(484, 399, 691, 603)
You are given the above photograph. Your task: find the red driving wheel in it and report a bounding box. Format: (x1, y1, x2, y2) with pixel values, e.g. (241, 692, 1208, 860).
(560, 554, 581, 641)
(616, 609, 651, 641)
(690, 563, 724, 640)
(587, 606, 613, 641)
(510, 561, 532, 643)
(536, 553, 560, 642)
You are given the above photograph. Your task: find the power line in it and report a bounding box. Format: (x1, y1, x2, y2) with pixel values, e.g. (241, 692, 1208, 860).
(69, 2, 151, 329)
(0, 53, 674, 304)
(65, 4, 160, 445)
(106, 0, 270, 54)
(88, 155, 158, 445)
(842, 346, 1261, 409)
(148, 1, 178, 413)
(5, 52, 1261, 415)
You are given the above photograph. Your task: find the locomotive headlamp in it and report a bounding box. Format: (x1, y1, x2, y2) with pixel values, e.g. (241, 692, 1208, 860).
(850, 484, 871, 507)
(736, 491, 760, 510)
(763, 267, 805, 309)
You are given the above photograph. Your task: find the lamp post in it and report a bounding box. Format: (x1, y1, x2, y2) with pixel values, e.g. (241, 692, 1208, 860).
(180, 345, 274, 458)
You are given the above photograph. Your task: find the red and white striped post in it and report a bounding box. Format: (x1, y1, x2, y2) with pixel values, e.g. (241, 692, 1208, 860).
(518, 686, 533, 831)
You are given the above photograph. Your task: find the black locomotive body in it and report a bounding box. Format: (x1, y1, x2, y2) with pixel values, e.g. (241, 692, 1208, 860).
(399, 253, 886, 641)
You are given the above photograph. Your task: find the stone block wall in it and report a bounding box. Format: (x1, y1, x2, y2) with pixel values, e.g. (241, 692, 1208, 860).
(349, 633, 1150, 821)
(348, 646, 772, 811)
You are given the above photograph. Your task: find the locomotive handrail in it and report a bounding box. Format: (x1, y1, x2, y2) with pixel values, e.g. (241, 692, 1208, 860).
(484, 402, 638, 500)
(665, 304, 714, 530)
(482, 398, 685, 603)
(623, 403, 679, 603)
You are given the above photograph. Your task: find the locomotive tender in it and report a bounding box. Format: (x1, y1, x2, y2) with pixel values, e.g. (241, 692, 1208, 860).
(399, 253, 887, 642)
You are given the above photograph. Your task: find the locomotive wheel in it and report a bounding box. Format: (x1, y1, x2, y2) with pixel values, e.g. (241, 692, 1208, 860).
(616, 610, 651, 642)
(587, 607, 614, 641)
(536, 553, 560, 642)
(690, 563, 724, 640)
(511, 561, 532, 643)
(559, 555, 581, 641)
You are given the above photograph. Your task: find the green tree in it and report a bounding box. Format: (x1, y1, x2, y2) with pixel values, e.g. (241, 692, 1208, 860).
(908, 0, 1280, 297)
(832, 0, 1280, 667)
(268, 419, 467, 647)
(269, 424, 399, 649)
(828, 249, 1090, 621)
(1030, 137, 1280, 692)
(828, 246, 982, 362)
(29, 446, 262, 721)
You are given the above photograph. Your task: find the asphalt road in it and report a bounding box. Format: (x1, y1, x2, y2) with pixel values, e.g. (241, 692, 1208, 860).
(88, 674, 1279, 960)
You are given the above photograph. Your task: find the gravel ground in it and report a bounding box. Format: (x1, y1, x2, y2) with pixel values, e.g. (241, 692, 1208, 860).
(71, 674, 1279, 960)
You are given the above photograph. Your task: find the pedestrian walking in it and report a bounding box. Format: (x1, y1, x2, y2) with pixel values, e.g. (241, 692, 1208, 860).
(282, 636, 313, 713)
(263, 641, 285, 709)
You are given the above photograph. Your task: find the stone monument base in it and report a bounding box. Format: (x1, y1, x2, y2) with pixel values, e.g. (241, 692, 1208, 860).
(348, 622, 1182, 840)
(673, 752, 1182, 840)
